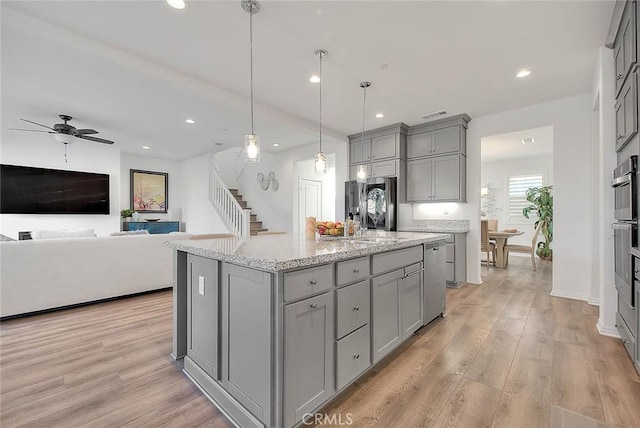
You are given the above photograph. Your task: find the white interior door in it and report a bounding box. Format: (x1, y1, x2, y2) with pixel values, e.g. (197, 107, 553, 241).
(299, 179, 322, 234)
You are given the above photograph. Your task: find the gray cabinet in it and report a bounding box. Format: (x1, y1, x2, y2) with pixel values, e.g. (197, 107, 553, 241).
(284, 292, 334, 428)
(336, 279, 370, 339)
(350, 138, 371, 165)
(400, 263, 423, 339)
(407, 125, 465, 160)
(614, 0, 636, 96)
(371, 133, 397, 161)
(614, 71, 638, 152)
(445, 233, 467, 287)
(407, 154, 466, 202)
(187, 255, 219, 378)
(336, 325, 370, 390)
(221, 263, 272, 424)
(371, 268, 402, 363)
(407, 131, 432, 158)
(424, 244, 446, 325)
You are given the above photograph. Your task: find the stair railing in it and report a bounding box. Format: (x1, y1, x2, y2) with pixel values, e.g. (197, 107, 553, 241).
(209, 168, 251, 239)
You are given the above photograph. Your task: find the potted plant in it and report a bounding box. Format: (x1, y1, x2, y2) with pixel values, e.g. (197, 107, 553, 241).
(522, 185, 553, 260)
(120, 209, 134, 221)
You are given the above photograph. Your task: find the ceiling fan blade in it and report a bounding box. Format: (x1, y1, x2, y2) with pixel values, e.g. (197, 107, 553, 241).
(78, 135, 115, 145)
(9, 128, 55, 133)
(19, 118, 55, 130)
(75, 129, 98, 135)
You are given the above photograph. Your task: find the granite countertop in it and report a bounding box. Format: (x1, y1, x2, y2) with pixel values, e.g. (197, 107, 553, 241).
(167, 231, 449, 272)
(401, 219, 470, 233)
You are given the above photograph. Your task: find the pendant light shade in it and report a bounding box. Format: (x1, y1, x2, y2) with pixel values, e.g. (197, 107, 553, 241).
(356, 81, 371, 183)
(314, 49, 328, 174)
(242, 0, 261, 163)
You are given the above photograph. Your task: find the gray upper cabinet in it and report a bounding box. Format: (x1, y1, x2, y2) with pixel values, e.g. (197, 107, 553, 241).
(371, 134, 397, 161)
(187, 255, 219, 378)
(615, 71, 638, 152)
(350, 138, 371, 165)
(407, 123, 467, 160)
(432, 126, 462, 155)
(407, 154, 465, 202)
(407, 132, 432, 159)
(614, 0, 637, 96)
(284, 292, 334, 428)
(371, 268, 402, 363)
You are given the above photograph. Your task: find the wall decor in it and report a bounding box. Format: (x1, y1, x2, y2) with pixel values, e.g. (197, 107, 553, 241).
(131, 169, 168, 213)
(257, 171, 278, 191)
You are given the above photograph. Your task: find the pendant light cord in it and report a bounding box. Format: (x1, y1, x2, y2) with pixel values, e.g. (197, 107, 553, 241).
(360, 85, 367, 167)
(319, 54, 323, 153)
(249, 9, 254, 135)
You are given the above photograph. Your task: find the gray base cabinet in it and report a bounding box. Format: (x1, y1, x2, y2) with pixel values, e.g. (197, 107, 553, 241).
(445, 233, 467, 287)
(284, 292, 334, 428)
(372, 269, 402, 363)
(336, 325, 370, 390)
(424, 244, 446, 324)
(400, 263, 423, 339)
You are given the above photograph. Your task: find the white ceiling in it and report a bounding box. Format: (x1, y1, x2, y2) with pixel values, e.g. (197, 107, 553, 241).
(481, 125, 554, 162)
(1, 1, 614, 161)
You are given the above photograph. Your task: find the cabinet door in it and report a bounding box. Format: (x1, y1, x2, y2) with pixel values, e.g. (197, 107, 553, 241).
(432, 126, 461, 155)
(615, 0, 637, 95)
(615, 74, 638, 152)
(407, 158, 432, 202)
(400, 264, 423, 339)
(407, 132, 432, 159)
(284, 293, 334, 428)
(432, 154, 461, 201)
(187, 255, 218, 378)
(221, 264, 272, 423)
(372, 269, 402, 363)
(424, 245, 446, 324)
(350, 139, 371, 165)
(370, 159, 397, 178)
(371, 134, 397, 161)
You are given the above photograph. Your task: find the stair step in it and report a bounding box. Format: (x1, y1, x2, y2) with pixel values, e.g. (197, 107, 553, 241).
(250, 214, 257, 221)
(250, 228, 268, 236)
(237, 200, 249, 209)
(250, 221, 263, 229)
(229, 188, 239, 195)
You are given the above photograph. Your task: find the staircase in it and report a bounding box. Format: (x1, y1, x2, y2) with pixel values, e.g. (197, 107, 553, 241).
(228, 189, 268, 236)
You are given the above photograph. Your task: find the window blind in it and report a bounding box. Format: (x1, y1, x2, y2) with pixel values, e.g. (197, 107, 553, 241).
(508, 174, 542, 224)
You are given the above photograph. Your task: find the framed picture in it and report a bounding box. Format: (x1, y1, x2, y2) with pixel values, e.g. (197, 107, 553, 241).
(130, 169, 168, 213)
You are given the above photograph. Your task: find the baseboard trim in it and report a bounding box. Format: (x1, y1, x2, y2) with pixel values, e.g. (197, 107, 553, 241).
(0, 287, 172, 321)
(596, 320, 621, 338)
(550, 289, 588, 301)
(587, 297, 600, 306)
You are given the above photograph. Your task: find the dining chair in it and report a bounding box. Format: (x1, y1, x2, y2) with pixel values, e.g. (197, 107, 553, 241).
(256, 231, 286, 235)
(480, 220, 497, 266)
(190, 233, 236, 240)
(487, 219, 498, 231)
(504, 222, 543, 270)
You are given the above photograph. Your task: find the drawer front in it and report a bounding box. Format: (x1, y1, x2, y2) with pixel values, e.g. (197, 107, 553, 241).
(336, 256, 371, 287)
(336, 280, 371, 339)
(446, 262, 455, 282)
(336, 325, 371, 390)
(372, 246, 423, 275)
(617, 312, 636, 361)
(284, 264, 334, 302)
(618, 292, 637, 340)
(446, 243, 455, 263)
(445, 234, 455, 243)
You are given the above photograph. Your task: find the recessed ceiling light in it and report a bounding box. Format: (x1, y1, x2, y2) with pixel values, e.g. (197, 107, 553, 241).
(376, 113, 385, 118)
(185, 119, 195, 124)
(516, 69, 531, 78)
(309, 75, 320, 83)
(273, 143, 280, 147)
(380, 64, 389, 70)
(521, 138, 535, 145)
(142, 146, 150, 150)
(167, 0, 186, 10)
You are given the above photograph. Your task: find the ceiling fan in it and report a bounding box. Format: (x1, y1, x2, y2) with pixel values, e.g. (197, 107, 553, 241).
(10, 114, 115, 145)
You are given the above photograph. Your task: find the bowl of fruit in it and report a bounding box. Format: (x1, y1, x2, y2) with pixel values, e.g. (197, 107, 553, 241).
(316, 221, 344, 239)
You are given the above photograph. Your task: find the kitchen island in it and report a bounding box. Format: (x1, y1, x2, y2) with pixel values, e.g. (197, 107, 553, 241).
(169, 231, 448, 428)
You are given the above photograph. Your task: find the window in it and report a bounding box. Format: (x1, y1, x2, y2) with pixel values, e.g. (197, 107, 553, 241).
(508, 173, 543, 224)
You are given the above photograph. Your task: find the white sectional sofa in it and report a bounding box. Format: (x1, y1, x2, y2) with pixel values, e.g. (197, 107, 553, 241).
(0, 232, 191, 318)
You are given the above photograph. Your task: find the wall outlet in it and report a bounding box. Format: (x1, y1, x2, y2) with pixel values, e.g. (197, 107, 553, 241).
(198, 276, 205, 295)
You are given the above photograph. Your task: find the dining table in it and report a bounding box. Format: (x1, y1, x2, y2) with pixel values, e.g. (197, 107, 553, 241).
(488, 230, 525, 268)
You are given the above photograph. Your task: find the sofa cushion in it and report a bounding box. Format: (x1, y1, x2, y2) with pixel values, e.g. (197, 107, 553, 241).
(31, 229, 96, 240)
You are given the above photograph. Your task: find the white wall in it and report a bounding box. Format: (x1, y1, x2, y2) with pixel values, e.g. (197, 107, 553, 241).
(0, 133, 121, 237)
(481, 155, 554, 247)
(236, 140, 348, 233)
(120, 153, 182, 222)
(466, 94, 594, 298)
(213, 147, 242, 189)
(178, 152, 228, 234)
(292, 155, 336, 234)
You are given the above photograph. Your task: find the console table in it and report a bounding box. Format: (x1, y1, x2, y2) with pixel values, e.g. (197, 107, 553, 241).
(123, 221, 179, 234)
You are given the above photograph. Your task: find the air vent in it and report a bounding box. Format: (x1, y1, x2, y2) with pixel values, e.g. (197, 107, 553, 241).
(420, 110, 447, 120)
(521, 138, 535, 145)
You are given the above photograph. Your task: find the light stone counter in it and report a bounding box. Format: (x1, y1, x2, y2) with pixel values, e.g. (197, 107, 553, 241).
(402, 219, 470, 233)
(168, 230, 449, 272)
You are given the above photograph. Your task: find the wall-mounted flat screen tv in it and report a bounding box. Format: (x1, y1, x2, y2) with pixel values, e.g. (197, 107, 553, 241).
(0, 164, 110, 214)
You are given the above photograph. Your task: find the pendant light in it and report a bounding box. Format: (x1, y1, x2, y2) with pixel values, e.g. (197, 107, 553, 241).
(242, 0, 261, 163)
(356, 81, 371, 183)
(314, 49, 328, 174)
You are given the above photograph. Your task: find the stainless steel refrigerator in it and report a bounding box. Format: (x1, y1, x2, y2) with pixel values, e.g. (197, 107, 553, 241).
(345, 177, 397, 231)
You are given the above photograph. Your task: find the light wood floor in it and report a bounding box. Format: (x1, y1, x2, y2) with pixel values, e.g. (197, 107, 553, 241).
(2, 258, 640, 427)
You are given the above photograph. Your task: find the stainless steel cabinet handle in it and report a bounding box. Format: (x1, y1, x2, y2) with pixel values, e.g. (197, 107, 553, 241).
(623, 339, 629, 344)
(309, 279, 317, 285)
(617, 73, 624, 80)
(353, 268, 360, 274)
(353, 305, 360, 311)
(309, 302, 317, 309)
(618, 135, 624, 140)
(432, 247, 439, 251)
(353, 353, 360, 359)
(403, 267, 426, 279)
